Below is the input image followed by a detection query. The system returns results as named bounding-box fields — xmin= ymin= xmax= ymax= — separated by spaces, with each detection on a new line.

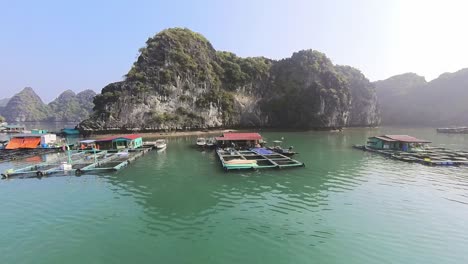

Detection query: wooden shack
xmin=367 ymin=135 xmax=431 ymax=152
xmin=215 ymin=133 xmax=263 ymax=149
xmin=95 ymin=134 xmax=143 ymax=150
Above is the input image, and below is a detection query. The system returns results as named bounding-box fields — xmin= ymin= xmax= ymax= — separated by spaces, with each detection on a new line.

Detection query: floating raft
xmin=353 ymin=145 xmax=468 ymax=166
xmin=1 ymin=148 xmax=152 ymax=179
xmin=216 ymin=148 xmax=305 ymax=171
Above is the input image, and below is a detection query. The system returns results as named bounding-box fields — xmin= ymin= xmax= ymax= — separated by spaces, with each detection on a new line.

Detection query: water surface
xmin=1 ymin=127 xmax=468 ymax=263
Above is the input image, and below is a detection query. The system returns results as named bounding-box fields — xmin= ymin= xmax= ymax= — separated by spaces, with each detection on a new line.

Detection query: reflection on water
xmin=1 ymin=128 xmax=468 ymax=263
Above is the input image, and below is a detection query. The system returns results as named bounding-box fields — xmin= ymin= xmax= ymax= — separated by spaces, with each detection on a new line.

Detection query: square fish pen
xmin=216 ymin=148 xmax=305 ymax=171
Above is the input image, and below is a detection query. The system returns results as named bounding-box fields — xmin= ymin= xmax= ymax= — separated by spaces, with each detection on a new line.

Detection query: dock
xmin=1 ymin=148 xmax=152 ymax=179
xmin=216 ymin=148 xmax=305 ymax=171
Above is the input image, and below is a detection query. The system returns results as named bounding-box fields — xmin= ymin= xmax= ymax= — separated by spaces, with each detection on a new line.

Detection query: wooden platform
xmin=1 ymin=148 xmax=152 ymax=179
xmin=353 ymin=145 xmax=468 ymax=166
xmin=216 ymin=148 xmax=305 ymax=171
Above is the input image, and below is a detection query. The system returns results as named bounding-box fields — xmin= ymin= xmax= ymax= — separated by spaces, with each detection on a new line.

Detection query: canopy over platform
xmin=372 ymin=135 xmax=431 ymax=143
xmin=215 ymin=133 xmax=262 ymax=141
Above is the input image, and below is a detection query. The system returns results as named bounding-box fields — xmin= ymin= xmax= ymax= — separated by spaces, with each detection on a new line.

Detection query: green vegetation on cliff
xmin=336 ymin=65 xmax=380 ymax=126
xmin=3 ymin=87 xmax=50 ymax=122
xmin=81 ymin=27 xmax=380 ymax=131
xmin=262 ymin=50 xmax=350 ymax=128
xmin=2 ymin=88 xmax=96 ymax=122
xmin=49 ymin=89 xmax=96 ymax=121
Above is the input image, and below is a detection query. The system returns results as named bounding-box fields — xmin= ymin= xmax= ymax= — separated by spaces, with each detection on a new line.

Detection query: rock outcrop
xmin=375 ymin=70 xmax=468 ymax=126
xmin=1 ymin=88 xmax=96 ymax=122
xmin=79 ymin=28 xmax=380 ymax=132
xmin=48 ymin=89 xmax=96 ymax=121
xmin=2 ymin=87 xmax=50 ymax=122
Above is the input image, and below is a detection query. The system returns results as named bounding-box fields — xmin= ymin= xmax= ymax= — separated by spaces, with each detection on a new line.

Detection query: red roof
xmin=96 ymin=134 xmax=141 ymax=142
xmin=373 ymin=135 xmax=431 ymax=143
xmin=215 ymin=132 xmax=262 ymax=141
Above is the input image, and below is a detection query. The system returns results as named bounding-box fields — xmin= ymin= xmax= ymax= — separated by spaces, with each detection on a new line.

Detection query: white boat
xmin=205 ymin=137 xmax=216 ymax=148
xmin=155 ymin=139 xmax=167 ymax=150
xmin=196 ymin=137 xmax=206 ymax=147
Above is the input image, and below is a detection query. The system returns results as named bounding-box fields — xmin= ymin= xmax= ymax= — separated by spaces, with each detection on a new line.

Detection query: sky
xmin=1 ymin=0 xmax=467 ymax=102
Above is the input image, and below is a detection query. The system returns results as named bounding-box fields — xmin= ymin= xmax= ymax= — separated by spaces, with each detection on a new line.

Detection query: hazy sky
xmin=1 ymin=0 xmax=467 ymax=102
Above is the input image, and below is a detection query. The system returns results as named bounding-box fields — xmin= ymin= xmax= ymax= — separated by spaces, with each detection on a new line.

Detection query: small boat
xmin=155 ymin=139 xmax=167 ymax=150
xmin=267 ymin=140 xmax=297 ymax=157
xmin=205 ymin=138 xmax=216 ymax=149
xmin=196 ymin=137 xmax=206 ymax=148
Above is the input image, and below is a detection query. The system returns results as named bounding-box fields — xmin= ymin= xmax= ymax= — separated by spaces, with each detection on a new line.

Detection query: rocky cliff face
xmin=375 ymin=70 xmax=468 ymax=126
xmin=80 ymin=28 xmax=380 ymax=132
xmin=336 ymin=66 xmax=380 ymax=126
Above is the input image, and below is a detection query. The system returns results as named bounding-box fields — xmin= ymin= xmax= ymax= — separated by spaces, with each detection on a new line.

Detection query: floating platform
xmin=0 ymin=148 xmax=63 ymax=163
xmin=353 ymin=145 xmax=468 ymax=166
xmin=1 ymin=148 xmax=152 ymax=179
xmin=216 ymin=148 xmax=305 ymax=171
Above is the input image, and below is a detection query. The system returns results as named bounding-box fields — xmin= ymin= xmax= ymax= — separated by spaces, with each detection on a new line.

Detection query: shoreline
xmin=90 ymin=129 xmax=239 ymax=140
xmin=89 ymin=126 xmax=381 ymax=140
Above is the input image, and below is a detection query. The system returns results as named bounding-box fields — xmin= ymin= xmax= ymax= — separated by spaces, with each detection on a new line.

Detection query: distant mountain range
xmin=0 ymin=87 xmax=97 ymax=122
xmin=374 ymin=69 xmax=468 ymax=126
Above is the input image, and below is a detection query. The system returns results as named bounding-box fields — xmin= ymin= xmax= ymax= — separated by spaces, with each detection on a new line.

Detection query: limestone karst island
xmin=2 ymin=1 xmax=468 ymax=263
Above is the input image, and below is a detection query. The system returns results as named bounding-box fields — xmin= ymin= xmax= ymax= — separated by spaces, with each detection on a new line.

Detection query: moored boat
xmin=205 ymin=138 xmax=216 ymax=149
xmin=196 ymin=137 xmax=206 ymax=148
xmin=266 ymin=140 xmax=297 ymax=157
xmin=155 ymin=139 xmax=167 ymax=150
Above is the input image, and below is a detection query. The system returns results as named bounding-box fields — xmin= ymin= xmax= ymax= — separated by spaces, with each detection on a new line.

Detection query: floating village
xmin=2 ymin=121 xmax=468 ymax=179
xmin=0 ymin=122 xmax=306 ymax=179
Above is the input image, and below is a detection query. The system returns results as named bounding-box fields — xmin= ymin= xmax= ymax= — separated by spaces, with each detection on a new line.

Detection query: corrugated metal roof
xmin=215 ymin=133 xmax=262 ymax=141
xmin=96 ymin=134 xmax=141 ymax=142
xmin=371 ymin=135 xmax=431 ymax=143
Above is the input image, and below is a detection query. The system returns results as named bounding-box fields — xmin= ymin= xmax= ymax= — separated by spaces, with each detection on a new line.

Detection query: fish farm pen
xmin=1 ymin=148 xmax=152 ymax=179
xmin=216 ymin=148 xmax=305 ymax=171
xmin=353 ymin=145 xmax=468 ymax=166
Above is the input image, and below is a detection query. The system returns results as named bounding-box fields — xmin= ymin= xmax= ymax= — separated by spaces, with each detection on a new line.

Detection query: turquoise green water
xmin=1 ymin=127 xmax=468 ymax=264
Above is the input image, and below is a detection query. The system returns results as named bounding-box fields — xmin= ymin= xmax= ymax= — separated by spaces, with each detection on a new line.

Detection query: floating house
xmin=95 ymin=134 xmax=143 ymax=150
xmin=5 ymin=134 xmax=57 ymax=149
xmin=366 ymin=135 xmax=431 ymax=152
xmin=215 ymin=133 xmax=263 ymax=149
